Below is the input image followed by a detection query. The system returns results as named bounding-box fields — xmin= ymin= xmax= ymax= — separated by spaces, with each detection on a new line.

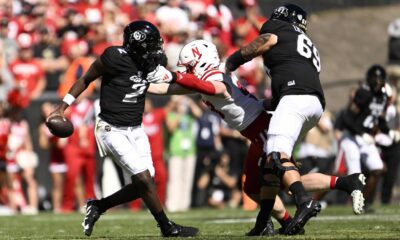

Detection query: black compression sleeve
xmin=225 ymin=50 xmax=248 ymax=72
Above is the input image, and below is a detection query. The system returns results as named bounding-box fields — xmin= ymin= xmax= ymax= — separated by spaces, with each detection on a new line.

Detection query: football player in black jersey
xmin=225 ymin=3 xmax=325 ymax=235
xmin=336 ymin=65 xmax=394 ymax=212
xmin=46 ymin=20 xmax=198 ymax=238
xmin=334 ymin=65 xmax=387 ymax=213
xmin=373 ymin=65 xmax=400 ymax=205
xmin=148 ymin=39 xmax=365 ymax=236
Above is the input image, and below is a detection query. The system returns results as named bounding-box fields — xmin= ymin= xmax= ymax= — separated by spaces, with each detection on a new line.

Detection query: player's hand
xmin=362 ymin=133 xmax=375 ymax=145
xmin=147 ymin=65 xmax=175 ymax=84
xmin=46 ymin=106 xmax=65 ymax=123
xmin=389 ymin=130 xmax=400 ymax=143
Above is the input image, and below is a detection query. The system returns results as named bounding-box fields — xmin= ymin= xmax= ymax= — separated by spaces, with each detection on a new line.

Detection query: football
xmin=46 ymin=115 xmax=74 ymax=138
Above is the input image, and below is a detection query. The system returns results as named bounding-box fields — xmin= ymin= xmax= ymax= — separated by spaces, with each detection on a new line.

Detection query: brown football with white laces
xmin=46 ymin=115 xmax=74 ymax=138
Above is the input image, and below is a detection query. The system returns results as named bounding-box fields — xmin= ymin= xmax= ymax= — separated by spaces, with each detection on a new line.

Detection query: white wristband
xmin=63 ymin=93 xmax=76 ymax=106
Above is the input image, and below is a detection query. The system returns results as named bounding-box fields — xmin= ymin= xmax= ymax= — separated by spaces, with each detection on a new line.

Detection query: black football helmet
xmin=123 ymin=20 xmax=164 ymax=72
xmin=366 ymin=64 xmax=386 ymax=94
xmin=270 ymin=3 xmax=307 ymax=32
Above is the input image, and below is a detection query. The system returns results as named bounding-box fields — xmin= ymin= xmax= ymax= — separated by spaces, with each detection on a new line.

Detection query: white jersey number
xmin=297 ymin=34 xmax=321 ymax=72
xmin=123 ymin=83 xmax=147 ymax=103
xmin=362 ymin=115 xmax=375 ymax=130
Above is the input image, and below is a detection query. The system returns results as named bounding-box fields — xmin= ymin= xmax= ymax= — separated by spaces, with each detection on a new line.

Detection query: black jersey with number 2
xmin=99 ymin=46 xmax=149 ymax=126
xmin=260 ymin=19 xmax=325 ymax=108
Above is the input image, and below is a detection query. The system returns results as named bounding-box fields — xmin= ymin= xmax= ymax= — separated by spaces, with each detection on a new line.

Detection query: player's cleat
xmin=278 ymin=220 xmax=305 ymax=235
xmin=82 ymin=200 xmax=102 ymax=236
xmin=348 ymin=173 xmax=366 ymax=215
xmin=246 ymin=216 xmax=276 ymax=236
xmin=159 ymin=221 xmax=199 ymax=237
xmin=279 ymin=226 xmax=305 ymax=235
xmin=283 ymin=199 xmax=321 ymax=235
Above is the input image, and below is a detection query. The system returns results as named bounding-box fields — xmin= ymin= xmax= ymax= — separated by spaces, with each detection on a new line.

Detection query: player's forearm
xmin=226 ymin=33 xmax=275 ymax=72
xmin=67 ymin=78 xmax=89 ymax=99
xmin=148 ymin=83 xmax=169 ymax=94
xmin=175 ymin=73 xmax=217 ymax=95
xmin=60 ymin=59 xmax=102 ymax=112
xmin=148 ymin=82 xmax=193 ymax=95
xmin=241 ymin=33 xmax=273 ymax=59
xmin=70 ymin=61 xmax=101 ymax=97
xmin=54 ymin=79 xmax=91 ymax=113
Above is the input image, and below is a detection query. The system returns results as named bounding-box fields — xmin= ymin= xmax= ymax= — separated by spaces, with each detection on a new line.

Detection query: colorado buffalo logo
xmin=131 ymin=30 xmax=146 ymax=42
xmin=274 ymin=6 xmax=289 ymax=17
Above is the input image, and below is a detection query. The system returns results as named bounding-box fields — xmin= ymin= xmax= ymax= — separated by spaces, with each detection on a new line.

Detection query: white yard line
xmin=206 ymin=215 xmax=400 ymax=224
xmin=30 ymin=213 xmax=400 ymax=223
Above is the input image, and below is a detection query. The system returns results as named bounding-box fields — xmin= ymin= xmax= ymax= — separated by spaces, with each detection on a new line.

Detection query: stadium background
xmin=1 ymin=0 xmax=400 ymax=212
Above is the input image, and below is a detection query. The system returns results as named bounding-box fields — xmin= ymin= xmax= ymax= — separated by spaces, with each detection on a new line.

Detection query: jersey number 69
xmin=297 ymin=34 xmax=321 ymax=72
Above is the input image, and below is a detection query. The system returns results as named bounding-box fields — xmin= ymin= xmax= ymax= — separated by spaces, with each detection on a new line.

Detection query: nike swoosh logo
xmin=306 ymin=201 xmax=313 ymax=208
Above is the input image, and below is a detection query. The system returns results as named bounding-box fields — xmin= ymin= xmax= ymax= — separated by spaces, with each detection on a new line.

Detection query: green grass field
xmin=0 ymin=205 xmax=399 ymax=239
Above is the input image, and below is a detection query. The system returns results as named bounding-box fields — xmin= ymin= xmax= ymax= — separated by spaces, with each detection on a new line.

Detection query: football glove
xmin=389 ymin=130 xmax=400 ymax=143
xmin=362 ymin=133 xmax=375 ymax=145
xmin=147 ymin=65 xmax=176 ymax=84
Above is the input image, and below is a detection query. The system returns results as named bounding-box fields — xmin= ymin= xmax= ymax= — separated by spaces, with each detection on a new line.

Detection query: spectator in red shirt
xmin=9 ymin=33 xmax=45 ymax=102
xmin=136 ymin=1 xmax=158 ymax=25
xmin=87 ymin=25 xmax=112 ymax=57
xmin=204 ymin=0 xmax=233 ymax=48
xmin=233 ymin=0 xmax=266 ymax=46
xmin=77 ymin=0 xmax=103 ymax=25
xmin=155 ymin=0 xmax=190 ymax=41
xmin=231 ymin=0 xmax=268 ymax=98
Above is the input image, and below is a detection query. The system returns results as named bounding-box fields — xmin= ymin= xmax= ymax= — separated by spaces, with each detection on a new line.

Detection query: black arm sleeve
xmin=225 ymin=50 xmax=248 ymax=72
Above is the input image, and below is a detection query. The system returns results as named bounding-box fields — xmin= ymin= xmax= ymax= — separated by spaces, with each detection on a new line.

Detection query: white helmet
xmin=178 ymin=40 xmax=220 ymax=78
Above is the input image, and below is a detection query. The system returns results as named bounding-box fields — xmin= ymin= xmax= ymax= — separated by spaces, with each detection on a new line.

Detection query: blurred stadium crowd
xmin=0 ymin=0 xmax=399 ymax=215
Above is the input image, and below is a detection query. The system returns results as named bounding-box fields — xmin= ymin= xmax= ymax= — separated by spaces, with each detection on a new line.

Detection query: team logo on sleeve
xmin=131 ymin=31 xmax=146 ymax=42
xmin=129 ymin=71 xmax=143 ymax=83
xmin=274 ymin=6 xmax=289 ymax=17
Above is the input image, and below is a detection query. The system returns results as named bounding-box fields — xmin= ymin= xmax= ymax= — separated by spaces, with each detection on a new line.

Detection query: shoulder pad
xmin=259 ymin=19 xmax=286 ymax=34
xmin=100 ymin=46 xmax=133 ymax=73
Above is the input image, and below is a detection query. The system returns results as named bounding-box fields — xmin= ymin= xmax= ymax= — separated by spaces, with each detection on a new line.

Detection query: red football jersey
xmin=142 ymin=108 xmax=166 ymax=160
xmin=9 ymin=59 xmax=44 ymax=96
